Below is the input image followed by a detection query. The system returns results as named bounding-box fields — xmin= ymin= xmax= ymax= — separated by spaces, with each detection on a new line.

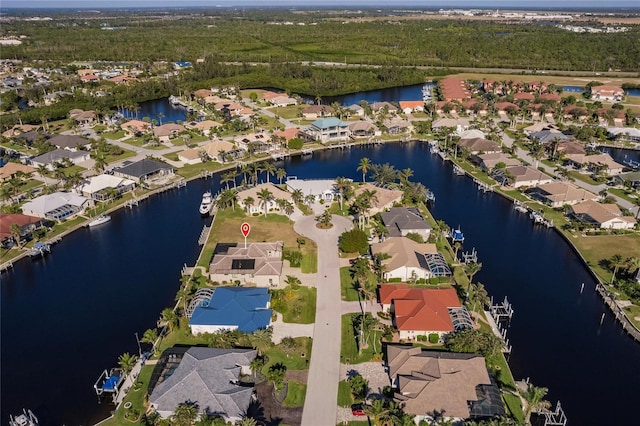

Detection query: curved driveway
xmin=294 ymin=213 xmax=353 ymax=426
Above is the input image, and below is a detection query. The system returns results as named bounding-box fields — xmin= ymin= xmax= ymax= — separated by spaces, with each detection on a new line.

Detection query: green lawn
xmin=277 ymin=286 xmax=317 ymax=324
xmin=264 ymin=337 xmax=312 ymax=371
xmin=503 ymin=393 xmax=525 ymax=424
xmin=337 ymin=380 xmax=354 ymax=407
xmin=567 ymin=170 xmax=601 ymax=186
xmin=340 ymin=267 xmax=361 ymax=301
xmin=301 ymin=245 xmax=317 ymax=273
xmin=569 ymin=234 xmax=640 ymax=282
xmin=101 ymin=130 xmax=126 ymax=140
xmin=608 ymin=187 xmax=638 ymax=204
xmin=283 ymin=381 xmax=307 ymax=407
xmin=340 ymin=314 xmax=383 ymax=364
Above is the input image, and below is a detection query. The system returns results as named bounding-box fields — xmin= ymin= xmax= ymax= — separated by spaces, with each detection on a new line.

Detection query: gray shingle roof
xmin=150 ymin=347 xmax=257 ymax=420
xmin=380 ymin=207 xmax=431 ymax=237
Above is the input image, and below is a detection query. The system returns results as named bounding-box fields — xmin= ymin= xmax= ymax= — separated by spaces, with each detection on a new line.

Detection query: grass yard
xmin=340 ymin=267 xmax=361 ymax=301
xmin=340 ymin=314 xmax=383 ymax=364
xmin=273 ymin=286 xmax=317 ymax=324
xmin=101 ymin=130 xmax=126 ymax=140
xmin=204 ymin=206 xmax=317 ymax=270
xmin=264 ymin=337 xmax=312 ymax=371
xmin=337 ymin=380 xmax=354 ymax=407
xmin=283 ymin=381 xmax=307 ymax=407
xmin=569 ymin=234 xmax=640 ymax=282
xmin=503 ymin=393 xmax=525 ymax=424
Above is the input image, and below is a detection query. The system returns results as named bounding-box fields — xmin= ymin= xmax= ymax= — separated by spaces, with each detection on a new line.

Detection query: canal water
xmin=121 ymin=97 xmax=189 ymax=124
xmin=3 ymin=142 xmax=640 ymax=425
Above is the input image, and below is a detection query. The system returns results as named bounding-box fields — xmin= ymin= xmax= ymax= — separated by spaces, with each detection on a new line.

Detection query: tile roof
xmin=371 ymin=237 xmax=437 ymax=276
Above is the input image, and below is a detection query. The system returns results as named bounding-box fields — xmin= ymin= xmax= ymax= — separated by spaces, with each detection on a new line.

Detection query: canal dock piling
xmin=541 ymin=401 xmax=568 ymax=426
xmin=462 ymin=247 xmax=478 ymax=264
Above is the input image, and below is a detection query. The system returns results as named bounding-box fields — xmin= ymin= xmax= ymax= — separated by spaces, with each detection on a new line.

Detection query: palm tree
xmin=316 ymin=210 xmax=332 ymax=228
xmin=334 ymin=177 xmax=352 ymax=211
xmin=236 ymin=417 xmax=257 ymax=426
xmin=529 ymin=142 xmax=545 ymax=169
xmin=160 ymin=308 xmax=179 ymax=332
xmin=244 ymin=196 xmax=255 ymax=213
xmin=263 ymin=162 xmax=276 ymax=183
xmin=248 ymin=328 xmax=273 ymax=356
xmin=175 ymin=286 xmax=192 ymax=314
xmin=609 ymin=254 xmax=624 ymax=284
xmin=626 ymin=257 xmax=640 ymax=278
xmin=37 ymin=164 xmax=49 ymax=186
xmin=453 ymin=241 xmax=462 ymax=261
xmin=276 ymin=168 xmax=287 ymax=185
xmin=141 ymin=328 xmax=159 ymax=354
xmin=240 ymin=163 xmax=251 ymax=186
xmin=172 ymin=401 xmax=199 ymax=426
xmin=117 ymin=352 xmax=138 ymax=375
xmin=465 ymin=262 xmax=483 ymax=293
xmin=10 ymin=223 xmax=24 ymax=249
xmin=249 ymin=357 xmax=265 ymax=381
xmin=257 ymin=188 xmax=274 ymax=216
xmin=520 ymin=383 xmax=551 ymax=424
xmin=291 ymin=189 xmax=304 ymax=204
xmin=93 ymin=155 xmax=107 ymax=173
xmin=283 ymin=201 xmax=294 ymax=216
xmin=222 ymin=170 xmax=237 ymax=190
xmin=157 ymin=112 xmax=164 ymax=126
xmin=357 ymin=157 xmax=371 ymax=183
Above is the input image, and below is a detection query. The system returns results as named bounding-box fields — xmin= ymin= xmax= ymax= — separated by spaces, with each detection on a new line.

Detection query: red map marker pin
xmin=241 ymin=222 xmax=251 ymax=238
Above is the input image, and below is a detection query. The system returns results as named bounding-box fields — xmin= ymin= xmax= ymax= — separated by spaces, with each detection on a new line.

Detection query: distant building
xmin=76 ymin=174 xmax=136 ymax=201
xmin=570 ymin=200 xmax=636 ymax=229
xmin=590 ymin=85 xmax=624 ymax=102
xmin=22 ymin=192 xmax=89 ymax=220
xmin=286 ymin=177 xmax=336 ymax=202
xmin=0 ymin=213 xmax=45 ymax=246
xmin=371 ymin=238 xmax=443 ymax=282
xmin=0 ymin=162 xmax=35 ymax=182
xmin=302 ymin=117 xmax=349 ymax=143
xmin=30 ymin=149 xmax=90 ymax=171
xmin=492 ymin=165 xmax=554 ymax=188
xmin=527 ymin=182 xmax=597 ymax=207
xmin=380 ymin=207 xmax=431 ymax=240
xmin=237 ymin=183 xmax=292 ymax=216
xmin=114 ymin=158 xmax=174 ymax=182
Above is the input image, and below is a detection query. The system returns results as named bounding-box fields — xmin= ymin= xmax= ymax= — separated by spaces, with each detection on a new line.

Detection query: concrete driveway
xmin=294 ymin=213 xmax=353 ymax=426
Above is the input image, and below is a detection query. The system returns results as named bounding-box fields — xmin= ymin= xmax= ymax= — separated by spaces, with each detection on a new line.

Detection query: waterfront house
xmin=22 ymin=192 xmax=89 ymax=220
xmin=380 ymin=207 xmax=431 ymax=240
xmin=153 ymin=123 xmax=185 ymax=143
xmin=399 ymin=101 xmax=425 ymax=114
xmin=458 ymin=129 xmax=486 ymax=140
xmin=385 ymin=345 xmax=505 ymax=423
xmin=472 ymin=153 xmax=521 ymax=172
xmin=382 ymin=118 xmax=413 ymax=135
xmin=177 ymin=148 xmax=203 ymax=165
xmin=148 ymin=347 xmax=257 ymax=422
xmin=590 ymin=85 xmax=624 ymax=102
xmin=76 ymin=174 xmax=136 ymax=201
xmin=209 ymin=242 xmax=283 ymax=287
xmin=564 ymin=153 xmax=624 ymax=176
xmin=30 ymin=149 xmax=91 ymax=171
xmin=201 ymin=140 xmax=237 ymax=162
xmin=528 ymin=129 xmax=569 ymax=145
xmin=431 ymin=118 xmax=470 ymax=132
xmin=285 ymin=177 xmax=337 ymax=203
xmin=274 ymin=127 xmax=301 ymax=143
xmin=2 ymin=124 xmax=40 ymax=138
xmin=613 ymin=171 xmax=640 ymax=188
xmin=554 ymin=140 xmax=586 ymax=155
xmin=0 ymin=213 xmax=45 ymax=247
xmin=302 ymin=117 xmax=349 ymax=143
xmin=347 ymin=104 xmax=365 ymax=118
xmin=371 ymin=237 xmax=443 ymax=282
xmin=353 ymin=183 xmax=403 ymax=216
xmin=492 ymin=165 xmax=554 ymax=188
xmin=457 ymin=138 xmax=501 ymax=155
xmin=237 ymin=183 xmax=292 ymax=215
xmin=0 ymin=162 xmax=35 ymax=182
xmin=527 ymin=182 xmax=597 ymax=207
xmin=523 ymin=122 xmax=559 ymax=136
xmin=606 ymin=127 xmax=640 ymax=143
xmin=570 ymin=200 xmax=636 ymax=229
xmin=189 ymin=287 xmax=272 ymax=334
xmin=262 ymin=91 xmax=297 ymax=107
xmin=379 ymin=286 xmax=468 ymax=340
xmin=302 ymin=105 xmax=334 ymax=120
xmin=439 ymin=78 xmax=472 ymax=101
xmin=371 ymin=101 xmax=398 ymax=115
xmin=348 ymin=121 xmax=378 ymax=138
xmin=114 ymin=158 xmax=174 ymax=183
xmin=187 ymin=120 xmax=222 ymax=136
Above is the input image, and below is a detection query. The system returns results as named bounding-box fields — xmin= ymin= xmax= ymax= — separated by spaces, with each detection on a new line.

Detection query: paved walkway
xmin=294 ymin=213 xmax=353 ymax=426
xmin=271 ymin=312 xmax=315 ymax=344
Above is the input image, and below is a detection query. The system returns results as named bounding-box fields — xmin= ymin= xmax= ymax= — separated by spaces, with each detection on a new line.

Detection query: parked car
xmin=351 ymin=404 xmax=366 ymax=416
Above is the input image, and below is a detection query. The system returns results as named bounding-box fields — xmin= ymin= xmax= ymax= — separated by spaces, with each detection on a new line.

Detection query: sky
xmin=1 ymin=1 xmax=639 ymax=9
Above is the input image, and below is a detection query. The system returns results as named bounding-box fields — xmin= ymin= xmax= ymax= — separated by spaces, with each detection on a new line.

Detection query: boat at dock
xmin=199 ymin=191 xmax=214 ymax=216
xmin=426 ymin=190 xmax=436 ymax=202
xmin=9 ymin=409 xmax=38 ymax=426
xmin=450 ymin=226 xmax=465 ymax=243
xmin=28 ymin=242 xmax=50 ymax=258
xmin=88 ymin=215 xmax=111 ymax=227
xmin=94 ymin=368 xmax=124 ymax=404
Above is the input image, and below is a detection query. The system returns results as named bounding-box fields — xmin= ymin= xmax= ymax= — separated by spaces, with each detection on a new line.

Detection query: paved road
xmin=294 ymin=213 xmax=353 ymax=426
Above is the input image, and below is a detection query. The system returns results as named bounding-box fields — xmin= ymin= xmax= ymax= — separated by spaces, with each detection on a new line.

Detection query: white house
xmin=237 ymin=183 xmax=292 ymax=215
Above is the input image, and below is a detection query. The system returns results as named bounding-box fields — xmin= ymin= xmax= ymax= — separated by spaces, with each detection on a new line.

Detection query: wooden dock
xmin=596 ymin=283 xmax=640 ymax=342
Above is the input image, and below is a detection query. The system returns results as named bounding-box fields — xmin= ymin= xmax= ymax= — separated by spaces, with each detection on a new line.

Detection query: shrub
xmin=428 ymin=333 xmax=439 ymax=344
xmin=338 ymin=228 xmax=369 ymax=254
xmin=405 ymin=232 xmax=424 ymax=243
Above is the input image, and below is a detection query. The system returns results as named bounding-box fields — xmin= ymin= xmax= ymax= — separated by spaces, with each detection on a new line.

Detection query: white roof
xmin=458 ymin=129 xmax=486 ymax=139
xmin=22 ymin=192 xmax=88 ymax=214
xmin=286 ymin=177 xmax=336 ymax=196
xmin=607 ymin=127 xmax=640 ymax=137
xmin=79 ymin=174 xmax=135 ymax=194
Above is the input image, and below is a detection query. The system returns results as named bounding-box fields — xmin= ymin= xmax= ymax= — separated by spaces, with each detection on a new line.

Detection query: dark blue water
xmin=3 ymin=143 xmax=640 ymax=426
xmin=562 ymin=85 xmax=584 ymax=93
xmin=1 ymin=178 xmax=222 ymax=425
xmin=626 ymin=88 xmax=640 ymax=97
xmin=121 ymin=98 xmax=188 ymax=124
xmin=305 ymin=82 xmax=433 ymax=105
xmin=600 ymin=147 xmax=640 ymax=165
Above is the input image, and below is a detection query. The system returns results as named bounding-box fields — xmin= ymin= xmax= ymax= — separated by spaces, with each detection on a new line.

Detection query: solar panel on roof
xmin=231 ymin=259 xmax=255 ymax=270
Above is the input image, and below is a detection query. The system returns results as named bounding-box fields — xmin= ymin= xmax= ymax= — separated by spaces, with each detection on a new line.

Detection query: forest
xmin=1 ymin=9 xmax=639 ymax=72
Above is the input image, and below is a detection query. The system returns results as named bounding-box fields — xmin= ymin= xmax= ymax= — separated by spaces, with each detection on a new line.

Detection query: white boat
xmin=28 ymin=242 xmax=50 ymax=258
xmin=88 ymin=215 xmax=111 ymax=227
xmin=530 ymin=211 xmax=545 ymax=224
xmin=199 ymin=191 xmax=214 ymax=216
xmin=450 ymin=227 xmax=465 ymax=243
xmin=10 ymin=409 xmax=38 ymax=426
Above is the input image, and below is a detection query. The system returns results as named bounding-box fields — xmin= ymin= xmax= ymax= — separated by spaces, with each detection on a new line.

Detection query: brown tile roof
xmin=513 ymin=92 xmax=535 ymax=101
xmin=0 ymin=213 xmax=43 ymax=239
xmin=458 ymin=138 xmax=501 ymax=153
xmin=0 ymin=162 xmax=36 ymax=180
xmin=371 ymin=237 xmax=437 ymax=275
xmin=353 ymin=183 xmax=403 ymax=211
xmin=439 ymin=78 xmax=471 ymax=101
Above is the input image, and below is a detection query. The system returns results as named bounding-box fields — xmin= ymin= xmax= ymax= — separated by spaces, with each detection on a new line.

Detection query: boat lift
xmin=94 ymin=368 xmax=124 ymax=404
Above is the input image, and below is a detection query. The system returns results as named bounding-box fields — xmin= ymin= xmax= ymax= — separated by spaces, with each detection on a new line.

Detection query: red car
xmin=351 ymin=404 xmax=366 ymax=416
